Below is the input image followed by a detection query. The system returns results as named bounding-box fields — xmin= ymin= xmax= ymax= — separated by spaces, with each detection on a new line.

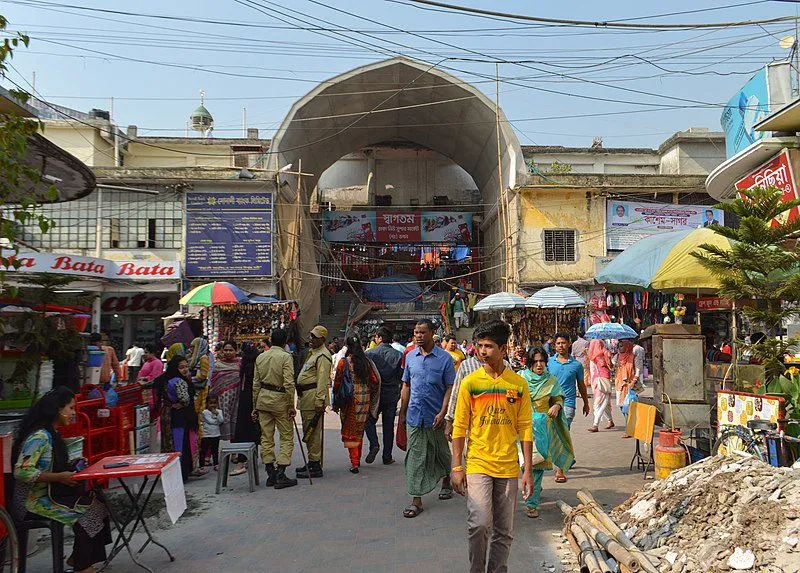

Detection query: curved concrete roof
xmin=268 ymin=57 xmax=526 ymax=201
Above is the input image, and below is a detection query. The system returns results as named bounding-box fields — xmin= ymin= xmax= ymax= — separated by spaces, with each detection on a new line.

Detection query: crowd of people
xmin=10 ymin=317 xmax=648 ymax=573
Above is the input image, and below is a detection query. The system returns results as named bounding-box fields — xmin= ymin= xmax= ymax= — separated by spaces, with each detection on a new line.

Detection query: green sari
xmin=520 ymin=369 xmax=575 ymax=472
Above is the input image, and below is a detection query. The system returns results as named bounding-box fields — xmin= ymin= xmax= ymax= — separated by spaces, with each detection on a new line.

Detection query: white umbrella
xmin=472 ymin=292 xmax=527 ymax=312
xmin=525 ymin=286 xmax=586 ymax=331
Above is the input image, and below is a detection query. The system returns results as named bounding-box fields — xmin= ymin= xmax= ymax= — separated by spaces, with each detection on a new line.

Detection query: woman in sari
xmin=331 ymin=336 xmax=380 ymax=473
xmin=209 ymin=340 xmax=240 ymax=441
xmin=162 ymin=356 xmax=199 ymax=481
xmin=518 ymin=347 xmax=574 ymax=518
xmin=613 ymin=340 xmax=637 ymax=438
xmin=587 ymin=339 xmax=614 ymax=433
xmin=187 ymin=337 xmax=212 ymax=474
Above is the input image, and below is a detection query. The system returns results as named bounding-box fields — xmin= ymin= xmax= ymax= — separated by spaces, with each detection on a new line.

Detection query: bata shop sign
xmin=5 ymin=252 xmax=181 ymax=280
xmin=735 ymin=148 xmax=800 ymax=227
xmin=101 ymin=293 xmax=178 ymax=313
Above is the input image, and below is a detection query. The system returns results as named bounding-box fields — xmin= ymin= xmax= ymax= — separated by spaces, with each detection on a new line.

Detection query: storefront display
xmin=100 ymin=293 xmax=179 ymax=357
xmin=202 ymin=301 xmax=299 ymax=348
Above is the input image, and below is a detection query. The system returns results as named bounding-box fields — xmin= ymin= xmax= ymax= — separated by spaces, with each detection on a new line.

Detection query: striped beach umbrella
xmin=179 ymin=282 xmax=249 ymax=306
xmin=525 ymin=286 xmax=586 ymax=331
xmin=472 ymin=292 xmax=527 ymax=312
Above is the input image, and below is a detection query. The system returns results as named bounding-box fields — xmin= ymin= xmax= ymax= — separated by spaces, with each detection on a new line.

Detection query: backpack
xmin=332 ymin=361 xmax=354 ymax=409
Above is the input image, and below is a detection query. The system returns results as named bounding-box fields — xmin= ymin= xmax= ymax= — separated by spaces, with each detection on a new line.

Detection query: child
xmin=200 ymin=394 xmax=224 ymax=470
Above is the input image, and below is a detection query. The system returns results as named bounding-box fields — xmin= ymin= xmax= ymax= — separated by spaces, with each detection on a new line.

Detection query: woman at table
xmin=587 ymin=339 xmax=614 ymax=433
xmin=162 ymin=355 xmax=200 ymax=481
xmin=12 ymin=387 xmax=111 ymax=573
xmin=209 ymin=340 xmax=240 ymax=442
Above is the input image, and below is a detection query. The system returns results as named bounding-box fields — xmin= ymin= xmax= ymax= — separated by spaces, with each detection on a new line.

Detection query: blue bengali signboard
xmin=185 ymin=192 xmax=273 ymax=277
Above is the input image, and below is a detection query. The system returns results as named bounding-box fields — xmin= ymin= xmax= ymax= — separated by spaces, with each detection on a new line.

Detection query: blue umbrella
xmin=584 ymin=322 xmax=638 ymax=340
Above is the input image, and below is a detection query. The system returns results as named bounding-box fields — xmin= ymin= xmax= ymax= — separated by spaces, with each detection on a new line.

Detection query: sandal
xmin=554 ymin=473 xmax=568 ymax=483
xmin=622 ymin=434 xmax=632 ymax=439
xmin=439 ymin=487 xmax=453 ymax=500
xmin=605 ymin=422 xmax=616 ymax=430
xmin=587 ymin=426 xmax=599 ymax=433
xmin=525 ymin=507 xmax=539 ymax=518
xmin=403 ymin=504 xmax=424 ymax=518
xmin=230 ymin=463 xmax=248 ymax=476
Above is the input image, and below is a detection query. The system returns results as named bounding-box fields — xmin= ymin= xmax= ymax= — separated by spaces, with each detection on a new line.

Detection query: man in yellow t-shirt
xmin=444 ymin=334 xmax=466 ymax=372
xmin=451 ymin=320 xmax=533 ymax=573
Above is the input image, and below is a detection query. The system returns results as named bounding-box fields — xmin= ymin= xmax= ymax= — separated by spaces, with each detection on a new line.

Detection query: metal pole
xmin=292 ymin=417 xmax=313 ymax=485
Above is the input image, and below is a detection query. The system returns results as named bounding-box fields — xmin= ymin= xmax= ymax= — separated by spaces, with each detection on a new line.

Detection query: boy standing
xmin=451 ymin=320 xmax=534 ymax=573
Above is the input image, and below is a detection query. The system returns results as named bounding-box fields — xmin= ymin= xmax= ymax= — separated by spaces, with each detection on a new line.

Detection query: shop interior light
xmin=53 ymin=289 xmax=84 ymax=294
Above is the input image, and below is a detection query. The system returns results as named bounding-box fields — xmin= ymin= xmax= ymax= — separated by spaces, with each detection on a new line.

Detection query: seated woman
xmin=12 ymin=386 xmax=111 ymax=573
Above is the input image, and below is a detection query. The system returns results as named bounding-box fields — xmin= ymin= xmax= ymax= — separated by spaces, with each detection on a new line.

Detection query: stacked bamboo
xmin=559 ymin=489 xmax=660 ymax=573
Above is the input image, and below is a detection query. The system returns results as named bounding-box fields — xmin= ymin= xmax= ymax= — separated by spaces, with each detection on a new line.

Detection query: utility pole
xmin=495 ymin=63 xmax=513 ymax=293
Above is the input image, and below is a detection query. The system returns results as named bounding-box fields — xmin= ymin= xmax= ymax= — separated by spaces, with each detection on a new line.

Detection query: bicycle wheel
xmin=0 ymin=506 xmax=19 ymax=573
xmin=712 ymin=426 xmax=766 ymax=461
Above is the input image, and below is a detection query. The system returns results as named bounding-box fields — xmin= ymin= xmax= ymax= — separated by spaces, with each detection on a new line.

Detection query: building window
xmin=231 ymin=145 xmax=264 ymax=169
xmin=543 ymin=229 xmax=577 ymax=262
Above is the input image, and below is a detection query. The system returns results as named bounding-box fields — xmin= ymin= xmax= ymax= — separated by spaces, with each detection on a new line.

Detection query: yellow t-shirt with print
xmin=452 ymin=366 xmax=533 ymax=478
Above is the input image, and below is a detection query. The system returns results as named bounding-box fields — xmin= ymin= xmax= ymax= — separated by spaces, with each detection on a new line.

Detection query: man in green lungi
xmin=399 ymin=318 xmax=456 ymax=518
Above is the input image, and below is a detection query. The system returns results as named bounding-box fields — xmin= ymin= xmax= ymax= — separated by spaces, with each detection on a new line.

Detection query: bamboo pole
xmin=563 ymin=528 xmax=591 ymax=573
xmin=577 ymin=490 xmax=660 ymax=573
xmin=567 ymin=523 xmax=604 ymax=573
xmin=557 ymin=501 xmax=642 ymax=573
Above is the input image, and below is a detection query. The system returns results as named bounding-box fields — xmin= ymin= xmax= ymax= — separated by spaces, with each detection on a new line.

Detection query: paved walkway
xmin=28 ymin=401 xmax=648 ymax=572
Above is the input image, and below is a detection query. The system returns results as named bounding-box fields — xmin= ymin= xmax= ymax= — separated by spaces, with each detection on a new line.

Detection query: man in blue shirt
xmin=547 ymin=332 xmax=589 ymax=482
xmin=399 ymin=318 xmax=456 ymax=518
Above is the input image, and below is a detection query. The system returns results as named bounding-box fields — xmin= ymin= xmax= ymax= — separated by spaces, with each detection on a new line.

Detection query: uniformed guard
xmin=252 ymin=328 xmax=298 ymax=489
xmin=295 ymin=325 xmax=332 ymax=479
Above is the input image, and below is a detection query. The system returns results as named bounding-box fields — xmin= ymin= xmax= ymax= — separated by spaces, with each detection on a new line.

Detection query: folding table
xmin=73 ymin=453 xmax=180 ymax=572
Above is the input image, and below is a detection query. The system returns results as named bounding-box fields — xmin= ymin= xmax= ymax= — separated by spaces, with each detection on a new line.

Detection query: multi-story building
xmin=28 ymin=57 xmax=727 ymax=346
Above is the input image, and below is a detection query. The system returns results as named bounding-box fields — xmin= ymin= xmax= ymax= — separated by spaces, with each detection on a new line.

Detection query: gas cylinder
xmin=654 ymin=430 xmax=687 ymax=480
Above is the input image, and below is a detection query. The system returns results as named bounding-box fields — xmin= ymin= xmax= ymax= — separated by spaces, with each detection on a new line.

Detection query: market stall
xmin=182 ymin=279 xmax=301 ymax=349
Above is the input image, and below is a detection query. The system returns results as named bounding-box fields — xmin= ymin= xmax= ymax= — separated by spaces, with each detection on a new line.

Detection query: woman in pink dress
xmin=587 ymin=339 xmax=614 ymax=433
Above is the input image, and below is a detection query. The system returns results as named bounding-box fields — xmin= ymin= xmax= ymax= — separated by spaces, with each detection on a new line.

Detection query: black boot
xmin=274 ymin=465 xmax=298 ymax=489
xmin=296 ymin=461 xmax=323 ymax=478
xmin=265 ymin=463 xmax=277 ymax=487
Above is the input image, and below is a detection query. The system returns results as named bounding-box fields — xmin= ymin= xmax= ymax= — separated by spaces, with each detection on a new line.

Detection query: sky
xmin=1 ymin=0 xmax=799 ymax=149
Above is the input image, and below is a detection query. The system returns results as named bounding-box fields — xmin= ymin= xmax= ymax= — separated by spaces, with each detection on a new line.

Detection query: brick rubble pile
xmin=612 ymin=455 xmax=800 ymax=573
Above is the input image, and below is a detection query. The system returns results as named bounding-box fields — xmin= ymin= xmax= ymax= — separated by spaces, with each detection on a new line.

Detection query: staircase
xmin=318 ymin=291 xmax=356 ymax=339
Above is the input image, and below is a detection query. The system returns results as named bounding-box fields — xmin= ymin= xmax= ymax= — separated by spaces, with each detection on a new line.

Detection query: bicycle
xmin=0 ymin=504 xmax=20 ymax=573
xmin=713 ymin=418 xmax=800 ymax=466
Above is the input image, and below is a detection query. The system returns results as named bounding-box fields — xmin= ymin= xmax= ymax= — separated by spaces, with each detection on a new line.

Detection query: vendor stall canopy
xmin=595 ymin=228 xmax=732 ymax=293
xmin=473 ymin=292 xmax=527 ymax=311
xmin=525 ymin=286 xmax=586 ymax=309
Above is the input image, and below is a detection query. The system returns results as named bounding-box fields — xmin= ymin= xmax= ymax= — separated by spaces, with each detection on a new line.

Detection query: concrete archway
xmin=268 ymin=58 xmax=525 ymax=329
xmin=269 ymin=57 xmax=525 ymax=200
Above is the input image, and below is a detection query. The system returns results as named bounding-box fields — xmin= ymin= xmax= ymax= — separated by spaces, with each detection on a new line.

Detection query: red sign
xmin=375 ymin=211 xmax=421 ymax=242
xmin=4 ymin=252 xmax=181 ymax=280
xmin=735 ymin=149 xmax=799 ymax=227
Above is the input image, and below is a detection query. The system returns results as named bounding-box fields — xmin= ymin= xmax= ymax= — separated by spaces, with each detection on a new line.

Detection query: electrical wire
xmin=396 ymin=0 xmax=798 ymax=29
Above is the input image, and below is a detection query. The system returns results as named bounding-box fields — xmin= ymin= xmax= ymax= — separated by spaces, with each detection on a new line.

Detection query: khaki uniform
xmin=253 ymin=346 xmax=296 ymax=466
xmin=296 ymin=346 xmax=332 ymax=462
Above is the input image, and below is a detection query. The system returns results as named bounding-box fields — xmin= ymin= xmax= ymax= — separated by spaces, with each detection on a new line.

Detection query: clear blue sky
xmin=2 ymin=0 xmax=797 ymax=148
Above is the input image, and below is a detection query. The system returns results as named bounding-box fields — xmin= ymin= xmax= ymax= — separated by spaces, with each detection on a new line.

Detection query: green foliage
xmin=692 ymin=186 xmax=800 ymax=382
xmin=0 ymin=14 xmax=54 ymax=277
xmin=7 ymin=275 xmax=83 ymax=393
